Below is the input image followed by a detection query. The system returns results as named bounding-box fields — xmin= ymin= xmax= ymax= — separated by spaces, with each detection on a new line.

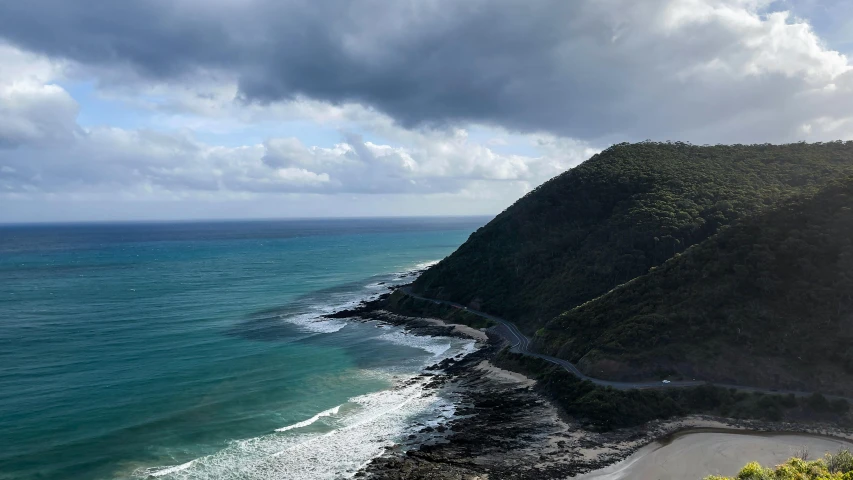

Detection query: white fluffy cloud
xmin=0 ymin=44 xmax=79 ymax=148
xmin=1 ymin=125 xmax=593 ymax=197
xmin=548 ymin=0 xmax=853 ymax=143
xmin=0 ymin=42 xmax=595 ymax=202
xmin=39 ymin=0 xmax=853 ymax=144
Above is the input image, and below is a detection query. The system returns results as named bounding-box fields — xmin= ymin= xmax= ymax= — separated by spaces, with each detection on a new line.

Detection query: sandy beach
xmin=576 ymin=430 xmax=853 ymax=480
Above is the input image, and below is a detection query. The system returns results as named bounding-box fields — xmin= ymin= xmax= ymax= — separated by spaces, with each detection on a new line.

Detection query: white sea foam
xmin=137 ymin=333 xmax=478 ymax=480
xmin=413 ymin=260 xmax=439 ymax=270
xmin=389 ymin=259 xmax=439 ymax=281
xmin=454 ymin=338 xmax=478 ymax=359
xmin=278 ymin=259 xmax=441 ymax=336
xmin=275 ymin=405 xmax=342 ymax=432
xmin=135 ymin=372 xmax=458 ymax=480
xmin=378 ymin=331 xmax=451 ymax=357
xmin=322 ymin=296 xmax=366 ymax=314
xmin=136 ymin=260 xmax=475 ymax=479
xmin=142 ymin=460 xmax=196 ymax=477
xmin=279 ymin=313 xmax=347 ymax=334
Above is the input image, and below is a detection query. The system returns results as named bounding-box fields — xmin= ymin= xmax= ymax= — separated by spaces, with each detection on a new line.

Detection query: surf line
xmin=270 ymin=381 xmax=431 ymax=458
xmin=275 ymin=405 xmax=343 ymax=432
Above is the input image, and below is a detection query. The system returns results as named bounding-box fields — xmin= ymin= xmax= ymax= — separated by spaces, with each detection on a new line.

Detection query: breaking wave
xmin=275 ymin=405 xmax=342 ymax=432
xmin=134 ymin=370 xmax=461 ymax=480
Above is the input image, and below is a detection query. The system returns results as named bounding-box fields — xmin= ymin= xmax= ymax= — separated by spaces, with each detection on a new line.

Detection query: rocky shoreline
xmin=328 ymin=293 xmax=853 ymax=480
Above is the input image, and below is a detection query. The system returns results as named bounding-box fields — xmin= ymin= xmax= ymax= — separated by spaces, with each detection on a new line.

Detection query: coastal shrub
xmin=826 ymin=450 xmax=853 ymax=474
xmin=809 ymin=393 xmax=831 ymax=412
xmin=832 ymin=399 xmax=851 ymax=414
xmin=704 ymin=451 xmax=853 ymax=480
xmin=781 ymin=394 xmax=798 ymax=409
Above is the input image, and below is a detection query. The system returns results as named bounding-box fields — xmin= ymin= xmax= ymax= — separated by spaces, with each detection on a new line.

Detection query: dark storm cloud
xmin=0 ymin=0 xmax=654 ymax=140
xmin=0 ymin=0 xmax=237 ymax=77
xmin=0 ymin=0 xmax=848 ymax=144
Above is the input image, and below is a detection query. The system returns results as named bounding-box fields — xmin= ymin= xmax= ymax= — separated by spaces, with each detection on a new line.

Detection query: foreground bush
xmin=705 ymin=450 xmax=853 ymax=479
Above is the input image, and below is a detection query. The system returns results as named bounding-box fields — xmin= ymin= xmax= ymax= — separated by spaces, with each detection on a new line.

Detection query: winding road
xmin=399 ymin=287 xmax=851 ymax=399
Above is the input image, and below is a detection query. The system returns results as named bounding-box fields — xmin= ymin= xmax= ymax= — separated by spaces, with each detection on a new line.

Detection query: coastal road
xmin=399 ymin=286 xmax=702 ymax=390
xmin=398 ymin=287 xmax=851 ymax=399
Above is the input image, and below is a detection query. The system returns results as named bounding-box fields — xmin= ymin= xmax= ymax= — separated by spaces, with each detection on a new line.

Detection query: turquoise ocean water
xmin=0 ymin=217 xmax=487 ymax=480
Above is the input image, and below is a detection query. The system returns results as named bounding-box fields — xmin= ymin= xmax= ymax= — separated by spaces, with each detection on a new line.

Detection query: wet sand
xmin=576 ymin=430 xmax=853 ymax=480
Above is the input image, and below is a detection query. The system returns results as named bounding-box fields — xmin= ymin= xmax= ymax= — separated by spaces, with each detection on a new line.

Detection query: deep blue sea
xmin=0 ymin=217 xmax=487 ymax=480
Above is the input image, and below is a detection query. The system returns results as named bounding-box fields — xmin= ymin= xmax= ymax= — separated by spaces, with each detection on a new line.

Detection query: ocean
xmin=0 ymin=217 xmax=488 ymax=480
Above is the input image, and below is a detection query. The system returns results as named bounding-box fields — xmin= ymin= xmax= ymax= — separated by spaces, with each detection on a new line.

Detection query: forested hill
xmin=413 ymin=141 xmax=853 ymax=333
xmin=536 ymin=178 xmax=853 ymax=396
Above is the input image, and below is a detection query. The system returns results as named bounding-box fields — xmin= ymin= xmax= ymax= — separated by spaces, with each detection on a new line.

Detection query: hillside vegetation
xmin=414 ymin=141 xmax=853 ymax=334
xmin=535 ymin=179 xmax=853 ymax=395
xmin=495 ymin=351 xmax=850 ymax=430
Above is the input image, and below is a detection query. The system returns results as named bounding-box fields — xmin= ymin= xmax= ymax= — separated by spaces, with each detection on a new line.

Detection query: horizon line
xmin=0 ymin=214 xmax=495 ymax=227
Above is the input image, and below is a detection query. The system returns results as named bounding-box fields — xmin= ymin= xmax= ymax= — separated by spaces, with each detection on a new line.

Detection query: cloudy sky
xmin=2 ymin=0 xmax=853 ymax=222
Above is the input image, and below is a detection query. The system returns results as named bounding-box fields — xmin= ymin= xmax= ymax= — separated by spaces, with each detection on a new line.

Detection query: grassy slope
xmin=536 ymin=179 xmax=853 ymax=395
xmin=414 ymin=141 xmax=853 ymax=335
